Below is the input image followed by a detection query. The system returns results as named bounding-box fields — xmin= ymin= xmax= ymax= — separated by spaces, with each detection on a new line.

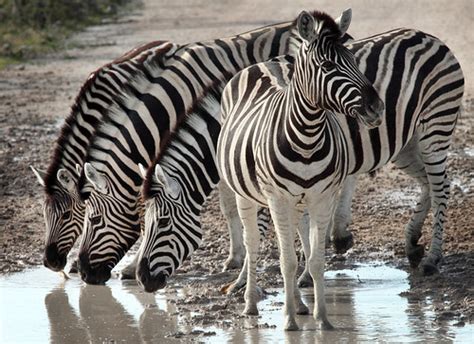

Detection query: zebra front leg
xmin=120 ymin=251 xmax=140 ymax=280
xmin=331 ymin=175 xmax=357 ymax=253
xmin=269 ymin=197 xmax=301 ymax=330
xmin=236 ymin=195 xmax=260 ymax=315
xmin=307 ymin=194 xmax=336 ymax=330
xmin=219 ymin=182 xmax=245 ymax=271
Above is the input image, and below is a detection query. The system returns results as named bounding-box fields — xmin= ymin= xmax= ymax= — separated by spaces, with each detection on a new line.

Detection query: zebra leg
xmin=218 ymin=182 xmax=245 ymax=271
xmin=297 ymin=211 xmax=313 ymax=288
xmin=268 ymin=197 xmax=301 ymax=331
xmin=331 ymin=175 xmax=357 ymax=253
xmin=236 ymin=195 xmax=260 ymax=316
xmin=307 ymin=193 xmax=336 ymax=330
xmin=120 ymin=252 xmax=140 ymax=280
xmin=393 ymin=143 xmax=431 ymax=269
xmin=418 ymin=144 xmax=450 ymax=275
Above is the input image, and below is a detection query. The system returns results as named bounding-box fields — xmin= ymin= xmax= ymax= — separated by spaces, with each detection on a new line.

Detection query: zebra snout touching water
xmin=217 ymin=9 xmax=383 ymax=330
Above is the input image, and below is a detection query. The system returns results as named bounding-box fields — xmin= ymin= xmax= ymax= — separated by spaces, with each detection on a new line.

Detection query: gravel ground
xmin=0 ymin=0 xmax=472 ymax=329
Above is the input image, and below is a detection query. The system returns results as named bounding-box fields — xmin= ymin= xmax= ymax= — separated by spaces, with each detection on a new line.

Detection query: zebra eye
xmin=321 ymin=60 xmax=336 ymax=72
xmin=90 ymin=215 xmax=101 ymax=226
xmin=158 ymin=217 xmax=171 ymax=227
xmin=61 ymin=211 xmax=71 ymax=220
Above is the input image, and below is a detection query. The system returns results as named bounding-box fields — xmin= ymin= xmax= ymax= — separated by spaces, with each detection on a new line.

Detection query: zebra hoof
xmin=120 ymin=267 xmax=137 ymax=280
xmin=222 ymin=256 xmax=244 ymax=271
xmin=297 ymin=303 xmax=310 ymax=315
xmin=333 ymin=233 xmax=354 ymax=254
xmin=407 ymin=245 xmax=424 ymax=268
xmin=243 ymin=304 xmax=259 ymax=316
xmin=68 ymin=259 xmax=79 ymax=274
xmin=421 ymin=261 xmax=439 ymax=276
xmin=284 ymin=317 xmax=299 ymax=331
xmin=221 ymin=280 xmax=245 ymax=294
xmin=297 ymin=272 xmax=313 ymax=288
xmin=319 ymin=319 xmax=335 ymax=331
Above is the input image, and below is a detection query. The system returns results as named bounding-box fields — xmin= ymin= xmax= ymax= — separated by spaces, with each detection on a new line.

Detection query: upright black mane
xmin=142 ymin=84 xmax=223 ymax=201
xmin=43 ymin=41 xmax=173 ymax=197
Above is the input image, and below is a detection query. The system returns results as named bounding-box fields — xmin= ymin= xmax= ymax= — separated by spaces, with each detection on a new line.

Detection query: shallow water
xmin=0 ymin=264 xmax=471 ymax=343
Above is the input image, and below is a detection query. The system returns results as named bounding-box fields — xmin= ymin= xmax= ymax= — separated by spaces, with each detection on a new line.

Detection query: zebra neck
xmin=282 ymin=85 xmax=329 ymax=158
xmin=206 ymin=21 xmax=299 ymax=72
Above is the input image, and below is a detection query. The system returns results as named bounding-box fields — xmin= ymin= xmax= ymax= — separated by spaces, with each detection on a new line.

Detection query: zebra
xmin=132 ymin=12 xmax=465 ymax=293
xmin=30 ymin=40 xmax=178 ymax=272
xmin=217 ymin=9 xmax=383 ymax=330
xmin=74 ymin=17 xmax=320 ymax=284
xmin=217 ymin=7 xmax=464 ymax=329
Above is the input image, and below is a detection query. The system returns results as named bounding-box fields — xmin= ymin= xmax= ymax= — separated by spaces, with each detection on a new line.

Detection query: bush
xmin=0 ymin=0 xmax=132 ymax=60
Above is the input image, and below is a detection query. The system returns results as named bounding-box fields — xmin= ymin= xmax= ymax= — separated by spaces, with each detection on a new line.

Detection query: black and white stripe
xmin=75 ymin=19 xmax=307 ymax=284
xmin=218 ymin=8 xmax=463 ymax=330
xmin=31 ymin=41 xmax=176 ymax=272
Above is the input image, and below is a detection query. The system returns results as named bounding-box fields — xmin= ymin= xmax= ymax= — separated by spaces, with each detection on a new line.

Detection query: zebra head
xmin=77 ymin=163 xmax=141 ymax=284
xmin=136 ymin=164 xmax=202 ymax=293
xmin=31 ymin=165 xmax=84 ymax=271
xmin=294 ymin=9 xmax=384 ymax=127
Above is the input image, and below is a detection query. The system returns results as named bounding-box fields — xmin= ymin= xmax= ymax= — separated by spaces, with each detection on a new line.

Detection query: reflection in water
xmin=0 ymin=265 xmax=471 ymax=343
xmin=44 ymin=282 xmax=178 ymax=343
xmin=45 ymin=286 xmax=89 ymax=344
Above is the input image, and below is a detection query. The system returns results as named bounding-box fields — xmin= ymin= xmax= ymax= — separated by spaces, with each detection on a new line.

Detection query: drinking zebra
xmin=31 ymin=41 xmax=177 ymax=272
xmin=75 ymin=18 xmax=315 ymax=284
xmin=217 ymin=7 xmax=463 ymax=330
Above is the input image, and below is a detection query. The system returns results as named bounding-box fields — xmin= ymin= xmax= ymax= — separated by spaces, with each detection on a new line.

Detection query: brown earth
xmin=0 ymin=0 xmax=472 ymax=329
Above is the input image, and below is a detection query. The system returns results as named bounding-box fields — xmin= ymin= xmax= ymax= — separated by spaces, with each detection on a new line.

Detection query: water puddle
xmin=0 ymin=264 xmax=471 ymax=343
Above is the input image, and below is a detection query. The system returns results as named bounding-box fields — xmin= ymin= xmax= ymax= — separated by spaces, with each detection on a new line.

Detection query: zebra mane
xmin=43 ymin=40 xmax=174 ymax=197
xmin=293 ymin=10 xmax=342 ymax=38
xmin=141 ymin=85 xmax=223 ymax=201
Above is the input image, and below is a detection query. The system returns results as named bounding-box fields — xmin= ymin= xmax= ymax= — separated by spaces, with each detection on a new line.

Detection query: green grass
xmin=0 ymin=0 xmax=137 ymax=69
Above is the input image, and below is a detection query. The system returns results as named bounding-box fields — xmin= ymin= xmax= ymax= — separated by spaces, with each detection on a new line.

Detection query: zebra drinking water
xmin=74 ymin=18 xmax=317 ymax=284
xmin=31 ymin=41 xmax=177 ymax=272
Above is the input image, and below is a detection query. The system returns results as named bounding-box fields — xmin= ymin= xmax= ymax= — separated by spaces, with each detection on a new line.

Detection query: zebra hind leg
xmin=393 ymin=141 xmax=431 ymax=269
xmin=331 ymin=175 xmax=357 ymax=253
xmin=297 ymin=210 xmax=313 ymax=288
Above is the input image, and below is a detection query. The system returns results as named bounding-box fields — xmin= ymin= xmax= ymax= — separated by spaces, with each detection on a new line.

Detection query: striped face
xmin=43 ymin=189 xmax=84 ymax=271
xmin=137 ymin=185 xmax=202 ymax=292
xmin=295 ymin=12 xmax=384 ymax=127
xmin=78 ymin=190 xmax=141 ymax=284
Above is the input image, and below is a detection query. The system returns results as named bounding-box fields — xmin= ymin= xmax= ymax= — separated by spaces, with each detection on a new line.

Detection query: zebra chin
xmin=78 ymin=252 xmax=112 ymax=285
xmin=43 ymin=243 xmax=67 ymax=272
xmin=136 ymin=257 xmax=168 ymax=293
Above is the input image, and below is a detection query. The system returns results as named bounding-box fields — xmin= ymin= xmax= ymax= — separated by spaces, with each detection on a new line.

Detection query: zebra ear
xmin=154 ymin=164 xmax=180 ymax=197
xmin=57 ymin=169 xmax=76 ymax=192
xmin=335 ymin=8 xmax=352 ymax=37
xmin=138 ymin=163 xmax=147 ymax=180
xmin=84 ymin=163 xmax=107 ymax=194
xmin=30 ymin=166 xmax=46 ymax=187
xmin=297 ymin=11 xmax=317 ymax=43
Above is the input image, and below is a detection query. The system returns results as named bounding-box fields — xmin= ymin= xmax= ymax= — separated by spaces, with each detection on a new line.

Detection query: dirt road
xmin=0 ymin=0 xmax=472 ymax=327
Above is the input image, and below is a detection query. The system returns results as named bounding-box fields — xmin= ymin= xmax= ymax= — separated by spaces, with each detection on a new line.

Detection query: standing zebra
xmin=31 ymin=41 xmax=178 ymax=272
xmin=75 ymin=18 xmax=314 ymax=284
xmin=134 ymin=12 xmax=464 ymax=292
xmin=218 ymin=7 xmax=464 ymax=329
xmin=217 ymin=9 xmax=383 ymax=330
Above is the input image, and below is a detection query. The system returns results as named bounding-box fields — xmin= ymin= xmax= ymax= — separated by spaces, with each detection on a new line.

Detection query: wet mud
xmin=0 ymin=0 xmax=473 ymax=341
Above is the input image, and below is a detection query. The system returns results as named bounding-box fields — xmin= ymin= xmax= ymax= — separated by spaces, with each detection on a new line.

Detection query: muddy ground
xmin=0 ymin=0 xmax=473 ymax=331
